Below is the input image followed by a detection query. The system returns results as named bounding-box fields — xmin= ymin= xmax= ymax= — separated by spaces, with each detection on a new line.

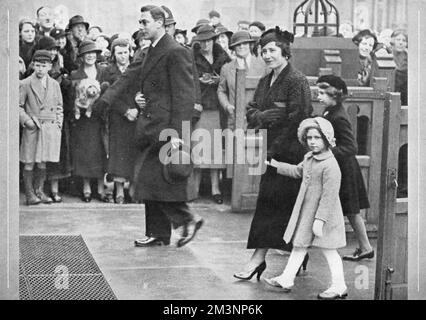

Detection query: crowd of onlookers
xmin=18 ymin=5 xmax=408 ymax=206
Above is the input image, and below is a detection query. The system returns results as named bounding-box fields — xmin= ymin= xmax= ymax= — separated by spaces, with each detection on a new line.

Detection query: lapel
xmin=265 ymin=63 xmax=292 ymax=100
xmin=29 ymin=73 xmax=48 ymax=104
xmin=140 ymin=33 xmax=173 ymax=84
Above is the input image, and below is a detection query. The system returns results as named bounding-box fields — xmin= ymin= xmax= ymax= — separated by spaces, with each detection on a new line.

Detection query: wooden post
xmin=231 ymin=70 xmax=262 ymax=212
xmin=321 ymin=49 xmax=342 ymax=76
xmin=0 ymin=1 xmax=19 ymax=300
xmin=374 ymin=93 xmax=402 ymax=300
xmin=372 ymin=50 xmax=396 ymax=92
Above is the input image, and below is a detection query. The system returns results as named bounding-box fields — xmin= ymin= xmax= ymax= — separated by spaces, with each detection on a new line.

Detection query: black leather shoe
xmin=177 ymin=218 xmax=204 ymax=248
xmin=343 ymin=248 xmax=375 ymax=261
xmin=212 ymin=194 xmax=223 ymax=204
xmin=82 ymin=192 xmax=92 ymax=202
xmin=134 ymin=237 xmax=170 ymax=247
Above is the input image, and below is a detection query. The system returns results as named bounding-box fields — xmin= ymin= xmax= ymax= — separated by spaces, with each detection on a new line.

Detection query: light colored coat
xmin=19 ymin=73 xmax=63 ymax=163
xmin=276 ymin=150 xmax=346 ymax=249
xmin=217 ymin=55 xmax=267 ymax=130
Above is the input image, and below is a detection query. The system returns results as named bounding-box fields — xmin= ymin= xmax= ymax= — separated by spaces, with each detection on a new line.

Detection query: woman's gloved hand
xmin=313 ymin=219 xmax=324 ymax=238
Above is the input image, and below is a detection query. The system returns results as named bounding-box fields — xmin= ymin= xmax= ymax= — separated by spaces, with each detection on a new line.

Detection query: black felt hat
xmin=317 ymin=75 xmax=348 ymax=95
xmin=259 ymin=26 xmax=294 ymax=47
xmin=66 ymin=15 xmax=89 ymax=32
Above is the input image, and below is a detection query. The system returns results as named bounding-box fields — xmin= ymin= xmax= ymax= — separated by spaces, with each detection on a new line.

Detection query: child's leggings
xmin=275 ymin=246 xmax=346 ymax=291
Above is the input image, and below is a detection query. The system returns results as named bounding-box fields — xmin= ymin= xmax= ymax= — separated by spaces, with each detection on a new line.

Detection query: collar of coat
xmin=305 ymin=149 xmax=334 ymax=161
xmin=71 ymin=64 xmax=104 ymax=80
xmin=323 ymin=103 xmax=343 ymax=117
xmin=139 ymin=33 xmax=177 ymax=83
xmin=194 ymin=43 xmax=231 ymax=73
xmin=29 ymin=73 xmax=55 ymax=103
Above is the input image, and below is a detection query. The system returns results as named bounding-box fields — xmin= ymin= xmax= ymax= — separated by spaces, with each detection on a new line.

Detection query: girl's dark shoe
xmin=343 ymin=248 xmax=374 ymax=261
xmin=234 ymin=261 xmax=267 ymax=281
xmin=51 ymin=192 xmax=63 ymax=203
xmin=212 ymin=194 xmax=223 ymax=204
xmin=296 ymin=253 xmax=309 ymax=276
xmin=82 ymin=192 xmax=92 ymax=202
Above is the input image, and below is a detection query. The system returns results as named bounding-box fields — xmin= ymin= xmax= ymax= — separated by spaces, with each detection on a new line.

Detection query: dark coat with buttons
xmin=99 ymin=33 xmax=197 ymax=202
xmin=68 ymin=64 xmax=107 ymax=179
xmin=323 ymin=103 xmax=370 ymax=214
xmin=245 ymin=63 xmax=313 ymax=250
xmin=99 ymin=62 xmax=138 ymax=180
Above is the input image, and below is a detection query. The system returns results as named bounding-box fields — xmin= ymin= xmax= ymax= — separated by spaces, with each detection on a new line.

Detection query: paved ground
xmin=20 ymin=194 xmax=376 ymax=300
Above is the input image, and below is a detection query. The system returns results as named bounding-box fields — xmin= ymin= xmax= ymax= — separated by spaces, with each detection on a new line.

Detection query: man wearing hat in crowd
xmin=237 ymin=20 xmax=251 ymax=31
xmin=209 ymin=10 xmax=222 ymax=28
xmin=94 ymin=5 xmax=203 ymax=247
xmin=249 ymin=21 xmax=266 ymax=40
xmin=161 ymin=5 xmax=177 ymax=37
xmin=66 ymin=15 xmax=90 ymax=68
xmin=19 ymin=50 xmax=63 ymax=206
xmin=218 ymin=30 xmax=268 ymax=130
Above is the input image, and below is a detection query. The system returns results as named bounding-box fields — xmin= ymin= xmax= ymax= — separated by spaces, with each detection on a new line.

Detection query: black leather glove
xmin=259 ymin=108 xmax=286 ymax=123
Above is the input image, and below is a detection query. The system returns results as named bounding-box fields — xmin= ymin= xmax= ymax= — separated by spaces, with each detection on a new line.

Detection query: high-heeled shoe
xmin=233 ymin=261 xmax=267 ymax=281
xmin=296 ymin=253 xmax=309 ymax=276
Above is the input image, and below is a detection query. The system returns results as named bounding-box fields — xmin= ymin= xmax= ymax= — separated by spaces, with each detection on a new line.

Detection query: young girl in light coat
xmin=264 ymin=117 xmax=347 ymax=300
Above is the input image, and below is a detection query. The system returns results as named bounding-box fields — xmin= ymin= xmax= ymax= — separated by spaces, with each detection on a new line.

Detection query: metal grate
xmin=19 ymin=235 xmax=116 ymax=300
xmin=19 ymin=276 xmax=32 ymax=300
xmin=26 ymin=275 xmax=116 ymax=300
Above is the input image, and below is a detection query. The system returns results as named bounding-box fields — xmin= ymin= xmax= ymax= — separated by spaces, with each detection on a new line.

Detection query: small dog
xmin=74 ymin=78 xmax=102 ymax=119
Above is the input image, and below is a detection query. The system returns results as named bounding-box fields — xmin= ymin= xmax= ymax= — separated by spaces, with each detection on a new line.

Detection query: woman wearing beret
xmin=315 ymin=75 xmax=373 ymax=262
xmin=352 ymin=29 xmax=379 ymax=87
xmin=234 ymin=27 xmax=312 ymax=280
xmin=68 ymin=40 xmax=108 ymax=202
xmin=192 ymin=25 xmax=231 ymax=204
xmin=174 ymin=29 xmax=188 ymax=46
xmin=99 ymin=38 xmax=137 ymax=204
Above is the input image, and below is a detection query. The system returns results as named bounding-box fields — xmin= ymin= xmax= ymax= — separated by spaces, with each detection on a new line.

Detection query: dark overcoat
xmin=101 ymin=33 xmax=196 ymax=202
xmin=68 ymin=65 xmax=107 ymax=179
xmin=245 ymin=63 xmax=312 ymax=250
xmin=323 ymin=103 xmax=370 ymax=214
xmin=99 ymin=63 xmax=138 ymax=180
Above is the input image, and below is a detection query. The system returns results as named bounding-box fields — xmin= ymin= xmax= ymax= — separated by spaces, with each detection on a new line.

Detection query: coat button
xmin=52 ymin=121 xmax=54 ymax=124
xmin=146 ymin=113 xmax=151 ymax=119
xmin=51 ymin=108 xmax=54 ymax=111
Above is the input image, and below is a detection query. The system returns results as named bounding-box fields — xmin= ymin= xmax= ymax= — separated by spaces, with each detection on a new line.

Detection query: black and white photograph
xmin=0 ymin=0 xmax=425 ymax=307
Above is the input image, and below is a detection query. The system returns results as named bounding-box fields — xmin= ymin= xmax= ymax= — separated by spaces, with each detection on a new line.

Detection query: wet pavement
xmin=20 ymin=195 xmax=376 ymax=300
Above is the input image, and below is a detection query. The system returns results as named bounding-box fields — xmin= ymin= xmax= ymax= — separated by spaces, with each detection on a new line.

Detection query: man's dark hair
xmin=36 ymin=6 xmax=51 ymax=17
xmin=140 ymin=5 xmax=166 ymax=26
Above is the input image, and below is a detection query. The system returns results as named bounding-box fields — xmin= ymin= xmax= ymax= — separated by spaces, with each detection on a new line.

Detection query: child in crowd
xmin=19 ymin=50 xmax=63 ymax=205
xmin=264 ymin=117 xmax=347 ymax=300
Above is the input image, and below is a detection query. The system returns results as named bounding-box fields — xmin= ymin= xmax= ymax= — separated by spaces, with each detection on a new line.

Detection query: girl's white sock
xmin=322 ymin=248 xmax=347 ymax=292
xmin=274 ymin=247 xmax=308 ymax=287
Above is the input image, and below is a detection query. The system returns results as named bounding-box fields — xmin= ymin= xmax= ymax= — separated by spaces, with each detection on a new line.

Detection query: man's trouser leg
xmin=144 ymin=201 xmax=172 ymax=243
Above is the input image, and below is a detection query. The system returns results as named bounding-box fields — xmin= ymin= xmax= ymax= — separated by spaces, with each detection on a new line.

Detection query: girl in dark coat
xmin=99 ymin=38 xmax=137 ymax=204
xmin=234 ymin=27 xmax=312 ymax=280
xmin=316 ymin=75 xmax=373 ymax=261
xmin=68 ymin=40 xmax=108 ymax=202
xmin=192 ymin=25 xmax=231 ymax=203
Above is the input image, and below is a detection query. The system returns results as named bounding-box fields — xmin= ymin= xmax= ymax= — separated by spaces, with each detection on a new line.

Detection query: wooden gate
xmin=374 ymin=95 xmax=408 ymax=300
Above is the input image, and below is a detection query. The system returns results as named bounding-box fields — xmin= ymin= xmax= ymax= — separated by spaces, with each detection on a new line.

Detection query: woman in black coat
xmin=68 ymin=40 xmax=108 ymax=202
xmin=192 ymin=25 xmax=231 ymax=203
xmin=99 ymin=38 xmax=137 ymax=204
xmin=317 ymin=75 xmax=373 ymax=261
xmin=234 ymin=28 xmax=312 ymax=280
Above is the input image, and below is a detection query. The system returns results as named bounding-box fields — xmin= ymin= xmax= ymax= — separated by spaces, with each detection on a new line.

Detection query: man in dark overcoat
xmin=95 ymin=5 xmax=203 ymax=247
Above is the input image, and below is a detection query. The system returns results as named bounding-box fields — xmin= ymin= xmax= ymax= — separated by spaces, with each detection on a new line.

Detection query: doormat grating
xmin=20 ymin=235 xmax=116 ymax=300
